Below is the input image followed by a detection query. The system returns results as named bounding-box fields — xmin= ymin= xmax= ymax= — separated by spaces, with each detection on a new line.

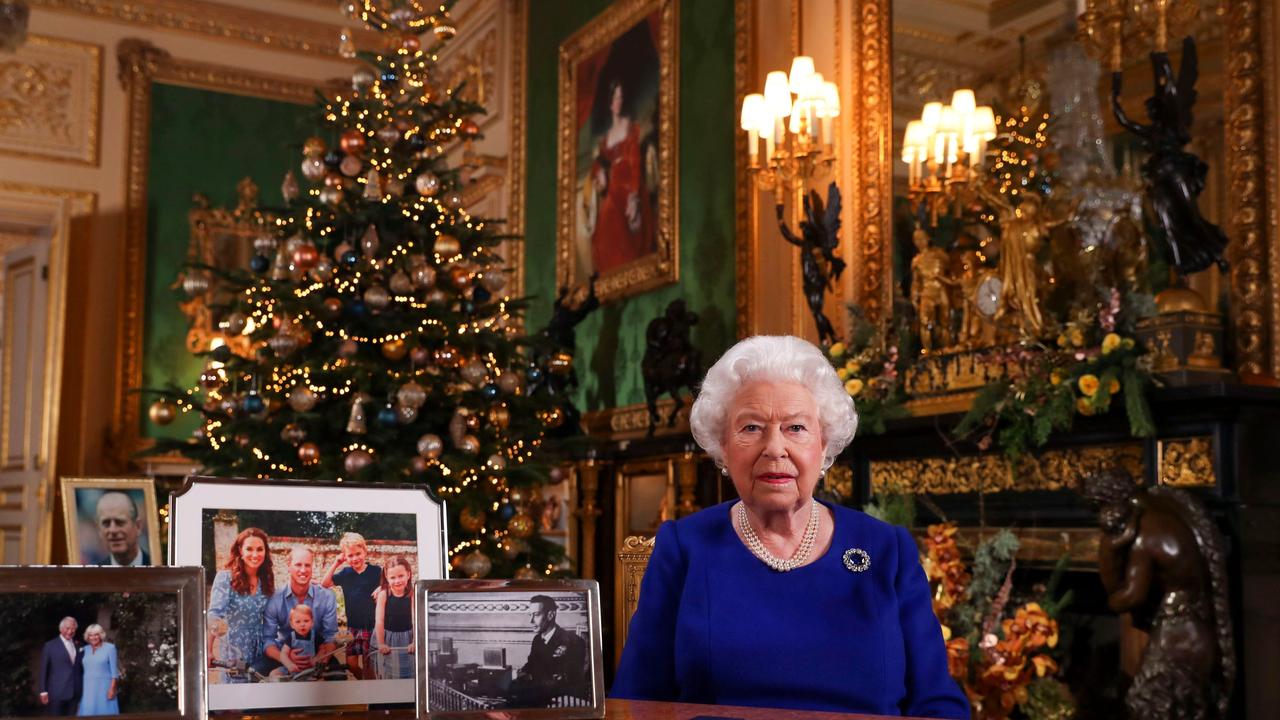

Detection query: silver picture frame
xmin=416 ymin=579 xmax=605 ymax=719
xmin=0 ymin=565 xmax=206 ymax=720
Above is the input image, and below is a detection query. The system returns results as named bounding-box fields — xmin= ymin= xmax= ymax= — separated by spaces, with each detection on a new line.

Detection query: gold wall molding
xmin=1157 ymin=436 xmax=1217 ymax=488
xmin=0 ymin=34 xmax=101 ymax=165
xmin=30 ymin=0 xmax=374 ymax=59
xmin=582 ymin=397 xmax=691 ymax=441
xmin=870 ymin=442 xmax=1145 ymax=496
xmin=733 ymin=0 xmax=755 ymax=338
xmin=507 ymin=0 xmax=527 ymax=301
xmin=113 ymin=40 xmax=317 ymax=467
xmin=852 ymin=0 xmax=892 ymax=325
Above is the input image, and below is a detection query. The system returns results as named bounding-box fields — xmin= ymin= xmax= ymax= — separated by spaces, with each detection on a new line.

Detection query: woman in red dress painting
xmin=589 ymin=79 xmax=654 ymax=275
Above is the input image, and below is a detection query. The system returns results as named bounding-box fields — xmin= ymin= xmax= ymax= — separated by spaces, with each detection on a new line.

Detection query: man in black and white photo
xmin=95 ymin=491 xmax=149 ymax=566
xmin=511 ymin=595 xmax=587 ymax=706
xmin=37 ymin=617 xmax=82 ymax=715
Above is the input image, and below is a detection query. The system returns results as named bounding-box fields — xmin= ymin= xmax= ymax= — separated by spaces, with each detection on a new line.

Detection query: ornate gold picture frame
xmin=59 ymin=476 xmax=162 ymax=567
xmin=556 ymin=0 xmax=679 ymax=303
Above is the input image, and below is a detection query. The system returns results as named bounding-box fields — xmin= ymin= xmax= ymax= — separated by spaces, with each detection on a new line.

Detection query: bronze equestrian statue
xmin=1080 ymin=470 xmax=1235 ymax=719
xmin=777 ymin=182 xmax=846 ymax=345
xmin=641 ymin=299 xmax=700 ymax=435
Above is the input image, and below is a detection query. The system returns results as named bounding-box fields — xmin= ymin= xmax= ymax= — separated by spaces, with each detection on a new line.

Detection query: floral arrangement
xmin=921 ymin=522 xmax=1076 ymax=720
xmin=827 ymin=306 xmax=909 ymax=434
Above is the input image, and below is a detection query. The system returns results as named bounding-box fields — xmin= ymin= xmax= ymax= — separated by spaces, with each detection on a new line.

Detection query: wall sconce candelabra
xmin=901 ymin=89 xmax=997 ymax=222
xmin=1076 ymin=0 xmax=1200 ymax=71
xmin=740 ymin=56 xmax=841 ymax=198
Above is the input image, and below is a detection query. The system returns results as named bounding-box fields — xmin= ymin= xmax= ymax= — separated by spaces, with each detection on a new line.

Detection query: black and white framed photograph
xmin=417 ymin=579 xmax=603 ymax=719
xmin=60 ymin=477 xmax=163 ymax=567
xmin=0 ymin=566 xmax=205 ymax=719
xmin=169 ymin=476 xmax=447 ymax=712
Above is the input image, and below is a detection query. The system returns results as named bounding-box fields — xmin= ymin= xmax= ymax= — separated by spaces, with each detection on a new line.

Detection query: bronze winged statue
xmin=777 ymin=182 xmax=846 ymax=345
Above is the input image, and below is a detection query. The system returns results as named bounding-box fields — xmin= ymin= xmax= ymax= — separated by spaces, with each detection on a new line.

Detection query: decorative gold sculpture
xmin=909 ymin=227 xmax=954 ymax=352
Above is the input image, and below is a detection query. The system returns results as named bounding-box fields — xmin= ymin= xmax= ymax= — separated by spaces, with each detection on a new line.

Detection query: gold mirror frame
xmin=112 ymin=40 xmax=319 ymax=466
xmin=852 ymin=0 xmax=1278 ymax=379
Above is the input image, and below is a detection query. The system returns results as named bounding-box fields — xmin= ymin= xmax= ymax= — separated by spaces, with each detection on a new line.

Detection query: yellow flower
xmin=837 ymin=368 xmax=849 ymax=381
xmin=941 ymin=624 xmax=952 ymax=641
xmin=1076 ymin=397 xmax=1095 ymax=416
xmin=1077 ymin=374 xmax=1100 ymax=396
xmin=1049 ymin=370 xmax=1063 ymax=386
xmin=1102 ymin=333 xmax=1122 ymax=355
xmin=1122 ymin=337 xmax=1136 ymax=350
xmin=1109 ymin=377 xmax=1121 ymax=394
xmin=1056 ymin=334 xmax=1069 ymax=348
xmin=845 ymin=378 xmax=864 ymax=397
xmin=845 ymin=360 xmax=862 ymax=374
xmin=1069 ymin=327 xmax=1085 ymax=347
xmin=828 ymin=342 xmax=846 ymax=358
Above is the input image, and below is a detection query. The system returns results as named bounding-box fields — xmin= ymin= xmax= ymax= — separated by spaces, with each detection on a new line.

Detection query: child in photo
xmin=372 ymin=556 xmax=415 ymax=680
xmin=322 ymin=532 xmax=382 ymax=680
xmin=266 ymin=605 xmax=317 ymax=680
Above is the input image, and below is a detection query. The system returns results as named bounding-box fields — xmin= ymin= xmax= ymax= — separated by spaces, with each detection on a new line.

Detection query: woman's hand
xmin=379 ymin=645 xmax=392 ymax=655
xmin=407 ymin=642 xmax=415 ymax=654
xmin=107 ymin=686 xmax=116 ymax=701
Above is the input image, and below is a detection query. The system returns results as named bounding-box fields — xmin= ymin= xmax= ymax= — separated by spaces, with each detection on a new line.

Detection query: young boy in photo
xmin=322 ymin=532 xmax=382 ymax=679
xmin=267 ymin=605 xmax=317 ymax=680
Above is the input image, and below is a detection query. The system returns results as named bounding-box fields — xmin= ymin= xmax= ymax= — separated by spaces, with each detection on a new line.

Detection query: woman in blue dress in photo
xmin=77 ymin=624 xmax=118 ymax=716
xmin=207 ymin=527 xmax=274 ymax=682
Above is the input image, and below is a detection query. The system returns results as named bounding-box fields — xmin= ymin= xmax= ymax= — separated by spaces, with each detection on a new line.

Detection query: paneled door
xmin=0 ymin=237 xmax=50 ymax=563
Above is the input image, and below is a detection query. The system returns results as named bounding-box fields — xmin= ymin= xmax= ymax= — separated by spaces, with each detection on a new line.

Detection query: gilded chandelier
xmin=901 ymin=89 xmax=997 ymax=222
xmin=739 ymin=56 xmax=841 ymax=198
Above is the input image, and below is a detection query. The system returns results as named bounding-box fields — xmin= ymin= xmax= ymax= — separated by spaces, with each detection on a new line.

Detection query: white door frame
xmin=0 ymin=182 xmax=94 ymax=563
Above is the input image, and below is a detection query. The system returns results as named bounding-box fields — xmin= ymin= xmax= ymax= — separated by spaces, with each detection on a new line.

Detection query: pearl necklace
xmin=734 ymin=499 xmax=820 ymax=572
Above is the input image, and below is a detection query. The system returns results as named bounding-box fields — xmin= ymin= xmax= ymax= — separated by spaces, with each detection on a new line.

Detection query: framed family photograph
xmin=169 ymin=476 xmax=448 ymax=712
xmin=0 ymin=565 xmax=205 ymax=719
xmin=417 ymin=579 xmax=604 ymax=719
xmin=61 ymin=477 xmax=163 ymax=568
xmin=556 ymin=0 xmax=679 ymax=303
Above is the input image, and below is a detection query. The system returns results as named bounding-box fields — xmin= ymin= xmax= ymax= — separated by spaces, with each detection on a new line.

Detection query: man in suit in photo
xmin=38 ymin=617 xmax=83 ymax=715
xmin=95 ymin=491 xmax=149 ymax=566
xmin=512 ymin=595 xmax=587 ymax=706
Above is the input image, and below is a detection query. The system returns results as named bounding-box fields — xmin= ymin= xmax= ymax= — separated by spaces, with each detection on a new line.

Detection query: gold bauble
xmin=148 ymin=399 xmax=177 ymax=426
xmin=382 ymin=338 xmax=408 ymax=361
xmin=460 ymin=549 xmax=492 ymax=579
xmin=1155 ymin=286 xmax=1210 ymax=314
xmin=487 ymin=405 xmax=510 ymax=429
xmin=433 ymin=233 xmax=461 ymax=257
xmin=499 ymin=537 xmax=521 ymax=559
xmin=458 ymin=506 xmax=486 ymax=532
xmin=458 ymin=434 xmax=480 ymax=454
xmin=303 ymin=136 xmax=327 ymax=157
xmin=298 ymin=442 xmax=321 ymax=464
xmin=513 ymin=565 xmax=539 ymax=580
xmin=507 ymin=512 xmax=534 ymax=539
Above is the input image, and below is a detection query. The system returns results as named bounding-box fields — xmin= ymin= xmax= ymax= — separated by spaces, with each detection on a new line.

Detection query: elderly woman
xmin=611 ymin=336 xmax=969 ymax=718
xmin=207 ymin=527 xmax=274 ymax=681
xmin=77 ymin=624 xmax=119 ymax=716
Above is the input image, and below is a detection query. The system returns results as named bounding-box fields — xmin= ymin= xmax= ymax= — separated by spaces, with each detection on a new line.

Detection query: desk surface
xmin=605 ymin=698 xmax=935 ymax=719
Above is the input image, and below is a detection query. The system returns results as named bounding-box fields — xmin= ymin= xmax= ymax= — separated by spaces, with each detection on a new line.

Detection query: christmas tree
xmin=148 ymin=0 xmax=568 ymax=579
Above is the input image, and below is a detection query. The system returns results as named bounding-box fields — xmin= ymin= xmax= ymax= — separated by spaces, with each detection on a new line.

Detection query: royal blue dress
xmin=77 ymin=642 xmax=119 ymax=716
xmin=611 ymin=500 xmax=970 ymax=719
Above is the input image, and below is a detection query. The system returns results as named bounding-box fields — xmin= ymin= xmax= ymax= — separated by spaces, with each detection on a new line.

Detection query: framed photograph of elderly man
xmin=417 ymin=579 xmax=604 ymax=719
xmin=0 ymin=565 xmax=206 ymax=720
xmin=61 ymin=477 xmax=163 ymax=567
xmin=169 ymin=475 xmax=448 ymax=712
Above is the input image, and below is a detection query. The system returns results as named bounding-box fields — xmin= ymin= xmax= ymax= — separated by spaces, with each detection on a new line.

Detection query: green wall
xmin=525 ymin=0 xmax=737 ymax=411
xmin=141 ymin=84 xmax=318 ymax=440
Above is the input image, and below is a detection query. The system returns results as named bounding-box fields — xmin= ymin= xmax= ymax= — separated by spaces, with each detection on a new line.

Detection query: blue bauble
xmin=472 ymin=286 xmax=491 ymax=304
xmin=408 ymin=134 xmax=426 ymax=151
xmin=250 ymin=254 xmax=270 ymax=273
xmin=461 ymin=301 xmax=474 ymax=314
xmin=242 ymin=394 xmax=265 ymax=414
xmin=341 ymin=250 xmax=360 ymax=268
xmin=481 ymin=384 xmax=499 ymax=399
xmin=498 ymin=503 xmax=516 ymax=520
xmin=323 ymin=149 xmax=343 ymax=169
xmin=377 ymin=405 xmax=398 ymax=426
xmin=380 ymin=70 xmax=398 ymax=84
xmin=527 ymin=367 xmax=543 ymax=382
xmin=347 ymin=300 xmax=367 ymax=318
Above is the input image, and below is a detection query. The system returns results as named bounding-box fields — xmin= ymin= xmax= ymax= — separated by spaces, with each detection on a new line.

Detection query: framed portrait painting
xmin=60 ymin=477 xmax=163 ymax=567
xmin=557 ymin=0 xmax=679 ymax=303
xmin=169 ymin=476 xmax=448 ymax=712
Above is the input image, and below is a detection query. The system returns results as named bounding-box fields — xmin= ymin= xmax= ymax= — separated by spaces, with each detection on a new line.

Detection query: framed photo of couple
xmin=169 ymin=476 xmax=448 ymax=712
xmin=0 ymin=565 xmax=206 ymax=719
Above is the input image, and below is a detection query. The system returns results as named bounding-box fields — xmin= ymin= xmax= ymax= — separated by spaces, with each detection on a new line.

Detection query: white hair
xmin=690 ymin=335 xmax=858 ymax=470
xmin=59 ymin=617 xmax=77 ymax=631
xmin=83 ymin=624 xmax=105 ymax=642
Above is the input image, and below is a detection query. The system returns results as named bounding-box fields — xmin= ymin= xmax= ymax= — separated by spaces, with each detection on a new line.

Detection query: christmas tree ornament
xmin=303 ymin=136 xmax=327 ymax=157
xmin=507 ymin=513 xmax=533 ymax=538
xmin=242 ymin=392 xmax=266 ymax=415
xmin=414 ymin=171 xmax=440 ymax=196
xmin=250 ymin=254 xmax=270 ymax=273
xmin=181 ymin=272 xmax=210 ymax=297
xmin=377 ymin=403 xmax=398 ymax=427
xmin=410 ymin=346 xmax=431 ymax=365
xmin=486 ymin=404 xmax=510 ymax=429
xmin=376 ymin=125 xmax=401 ymax=145
xmin=312 ymin=259 xmax=335 ymax=282
xmin=193 ymin=425 xmax=207 ymax=441
xmin=332 ymin=241 xmax=354 ymax=262
xmin=298 ymin=442 xmax=320 ymax=464
xmin=270 ymin=247 xmax=293 ymax=281
xmin=433 ymin=23 xmax=457 ymax=40
xmin=281 ymin=170 xmax=300 ymax=203
xmin=235 ymin=433 xmax=251 ymax=448
xmin=363 ymin=169 xmax=383 ymax=200
xmin=338 ymin=338 xmax=359 ymax=358
xmin=347 ymin=393 xmax=370 ymax=434
xmin=442 ymin=191 xmax=464 ymax=211
xmin=385 ymin=178 xmax=405 ymax=198
xmin=409 ymin=455 xmax=429 ymax=474
xmin=200 ymin=369 xmax=224 ymax=390
xmin=219 ymin=397 xmax=238 ymax=417
xmin=485 ymin=453 xmax=506 ymax=471
xmin=338 ymin=27 xmax=357 ymax=58
xmin=408 ymin=133 xmax=427 ymax=152
xmin=292 ymin=242 xmax=319 ymax=270
xmin=359 ymin=225 xmax=381 ymax=256
xmin=513 ymin=566 xmax=539 ymax=580
xmin=348 ymin=300 xmax=367 ymax=317
xmin=340 ymin=129 xmax=367 ymax=155
xmin=448 ymin=264 xmax=472 ymax=290
xmin=363 ymin=284 xmax=390 ymax=311
xmin=547 ymin=351 xmax=574 ymax=376
xmin=417 ymin=433 xmax=443 ymax=459
xmin=460 ymin=549 xmax=492 ymax=579
xmin=460 ymin=359 xmax=487 ymax=386
xmin=322 ymin=297 xmax=344 ymax=319
xmin=424 ymin=288 xmax=449 ymax=305
xmin=458 ymin=434 xmax=480 ymax=454
xmin=396 ymin=380 xmax=427 ymax=408
xmin=508 ymin=488 xmax=526 ymax=505
xmin=288 ymin=386 xmax=318 ymax=412
xmin=433 ymin=233 xmax=461 ymax=257
xmin=389 ymin=271 xmax=413 ymax=294
xmin=498 ymin=502 xmax=516 ymax=520
xmin=496 ymin=372 xmax=521 ymax=395
xmin=281 ymin=423 xmax=306 ymax=445
xmin=459 ymin=118 xmax=480 ymax=139
xmin=395 ymin=403 xmax=418 ymax=424
xmin=448 ymin=408 xmax=468 ymax=444
xmin=389 ymin=7 xmax=414 ymax=26
xmin=301 ymin=156 xmax=326 ymax=182
xmin=381 ymin=337 xmax=407 ymax=361
xmin=542 ymin=406 xmax=565 ymax=428
xmin=411 ymin=264 xmax=437 ymax=289
xmin=319 ymin=186 xmax=343 ymax=205
xmin=352 ymin=66 xmax=376 ymax=92
xmin=459 ymin=506 xmax=485 ymax=532
xmin=339 ymin=154 xmax=363 ymax=177
xmin=148 ymin=399 xmax=177 ymax=426
xmin=401 ymin=33 xmax=420 ymax=53
xmin=450 ymin=554 xmax=464 ymax=571
xmin=499 ymin=537 xmax=521 ymax=559
xmin=268 ymin=330 xmax=299 ymax=357
xmin=341 ymin=249 xmax=360 ymax=268
xmin=481 ymin=383 xmax=499 ymax=400
xmin=323 ymin=149 xmax=344 ymax=169
xmin=225 ymin=312 xmax=248 ymax=335
xmin=344 ymin=448 xmax=374 ymax=474
xmin=478 ymin=270 xmax=506 ymax=293
xmin=380 ymin=69 xmax=398 ymax=85
xmin=434 ymin=344 xmax=460 ymax=367
xmin=323 ymin=172 xmax=345 ymax=188
xmin=252 ymin=233 xmax=277 ymax=255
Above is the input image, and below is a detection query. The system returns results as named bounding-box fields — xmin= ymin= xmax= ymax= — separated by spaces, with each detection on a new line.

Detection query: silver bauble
xmin=359 ymin=225 xmax=380 ymax=256
xmin=338 ymin=339 xmax=359 ymax=358
xmin=479 ymin=270 xmax=506 ymax=293
xmin=412 ymin=265 xmax=437 ymax=289
xmin=339 ymin=154 xmax=363 ymax=177
xmin=442 ymin=191 xmax=464 ymax=210
xmin=458 ymin=434 xmax=480 ymax=454
xmin=376 ymin=125 xmax=401 ymax=145
xmin=389 ymin=271 xmax=413 ymax=294
xmin=395 ymin=404 xmax=418 ymax=424
xmin=288 ymin=386 xmax=318 ymax=412
xmin=253 ymin=235 xmax=278 ymax=255
xmin=496 ymin=372 xmax=521 ymax=394
xmin=182 ymin=273 xmax=210 ymax=297
xmin=486 ymin=453 xmax=506 ymax=471
xmin=363 ymin=284 xmax=390 ymax=310
xmin=460 ymin=549 xmax=492 ymax=579
xmin=396 ymin=380 xmax=427 ymax=408
xmin=389 ymin=7 xmax=414 ymax=26
xmin=343 ymin=449 xmax=374 ymax=475
xmin=414 ymin=172 xmax=440 ymax=197
xmin=352 ymin=67 xmax=375 ymax=92
xmin=319 ymin=186 xmax=342 ymax=205
xmin=310 ymin=259 xmax=335 ymax=282
xmin=268 ymin=332 xmax=299 ymax=357
xmin=281 ymin=423 xmax=306 ymax=445
xmin=224 ymin=312 xmax=248 ymax=335
xmin=460 ymin=359 xmax=487 ymax=386
xmin=301 ymin=157 xmax=326 ymax=182
xmin=417 ymin=433 xmax=443 ymax=459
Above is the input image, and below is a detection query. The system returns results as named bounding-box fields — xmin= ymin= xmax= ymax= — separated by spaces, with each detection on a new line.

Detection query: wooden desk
xmin=604 ymin=698 xmax=940 ymax=719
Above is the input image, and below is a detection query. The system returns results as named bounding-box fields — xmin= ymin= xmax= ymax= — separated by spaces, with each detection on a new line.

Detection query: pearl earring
xmin=719 ymin=466 xmax=729 ymax=477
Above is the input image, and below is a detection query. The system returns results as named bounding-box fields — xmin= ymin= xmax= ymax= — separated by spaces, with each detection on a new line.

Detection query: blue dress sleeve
xmin=893 ymin=526 xmax=971 ymax=720
xmin=610 ymin=520 xmax=687 ymax=700
xmin=107 ymin=643 xmax=119 ymax=679
xmin=208 ymin=571 xmax=231 ymax=620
